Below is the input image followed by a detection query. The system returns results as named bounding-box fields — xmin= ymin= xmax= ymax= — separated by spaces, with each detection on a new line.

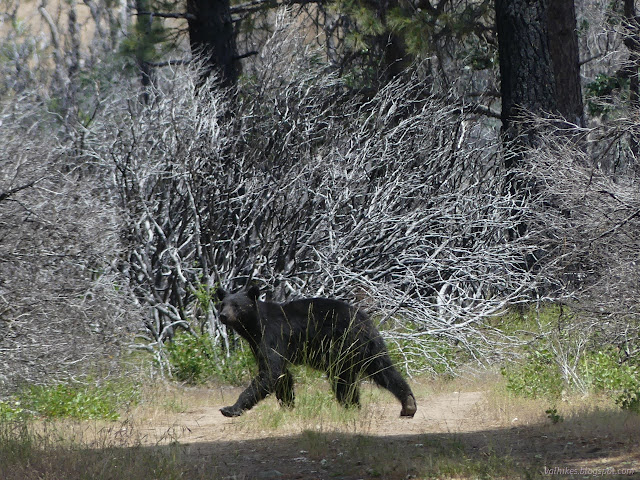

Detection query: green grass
xmin=245 ymin=365 xmax=373 ymax=432
xmin=0 ymin=379 xmax=140 ymax=421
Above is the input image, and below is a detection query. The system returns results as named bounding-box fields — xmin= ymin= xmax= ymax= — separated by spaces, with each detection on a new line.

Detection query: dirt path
xmin=140 ymin=390 xmax=485 ymax=442
xmin=130 ymin=387 xmax=639 ymax=479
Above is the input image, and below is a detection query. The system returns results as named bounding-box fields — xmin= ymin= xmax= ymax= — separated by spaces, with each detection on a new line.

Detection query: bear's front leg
xmin=220 ymin=405 xmax=244 ymax=417
xmin=219 ymin=369 xmax=278 ymax=417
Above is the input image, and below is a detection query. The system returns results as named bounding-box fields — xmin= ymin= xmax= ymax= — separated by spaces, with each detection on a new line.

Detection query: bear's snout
xmin=219 ymin=308 xmax=233 ymax=325
xmin=219 ymin=312 xmax=228 ymax=324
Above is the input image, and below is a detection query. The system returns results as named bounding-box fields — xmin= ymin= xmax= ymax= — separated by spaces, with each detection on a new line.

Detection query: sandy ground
xmin=125 ymin=386 xmax=640 ymax=479
xmin=140 ymin=389 xmax=484 ymax=441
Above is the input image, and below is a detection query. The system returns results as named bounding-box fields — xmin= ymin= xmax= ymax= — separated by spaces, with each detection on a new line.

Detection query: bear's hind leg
xmin=331 ymin=370 xmax=361 ymax=409
xmin=275 ymin=369 xmax=295 ymax=409
xmin=367 ymin=354 xmax=417 ymax=417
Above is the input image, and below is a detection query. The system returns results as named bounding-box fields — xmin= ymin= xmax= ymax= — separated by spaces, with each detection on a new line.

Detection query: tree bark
xmin=186 ymin=0 xmax=239 ymax=87
xmin=547 ymin=0 xmax=584 ymax=128
xmin=495 ymin=0 xmax=585 ymax=240
xmin=495 ymin=0 xmax=584 ymax=161
xmin=135 ymin=0 xmax=156 ymax=104
xmin=495 ymin=0 xmax=557 ymax=241
xmin=495 ymin=0 xmax=556 ymax=150
xmin=624 ymin=0 xmax=640 ymax=160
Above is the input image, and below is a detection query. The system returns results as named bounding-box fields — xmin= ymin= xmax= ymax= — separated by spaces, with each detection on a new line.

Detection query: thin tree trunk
xmin=134 ymin=0 xmax=156 ymax=104
xmin=39 ymin=0 xmax=69 ymax=94
xmin=624 ymin=0 xmax=640 ymax=160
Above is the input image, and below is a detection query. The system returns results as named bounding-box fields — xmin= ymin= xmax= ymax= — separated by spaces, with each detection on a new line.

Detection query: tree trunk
xmin=134 ymin=0 xmax=156 ymax=104
xmin=547 ymin=0 xmax=584 ymax=128
xmin=495 ymin=0 xmax=584 ymax=240
xmin=495 ymin=0 xmax=556 ymax=154
xmin=186 ymin=0 xmax=239 ymax=87
xmin=624 ymin=0 xmax=640 ymax=160
xmin=495 ymin=0 xmax=557 ymax=241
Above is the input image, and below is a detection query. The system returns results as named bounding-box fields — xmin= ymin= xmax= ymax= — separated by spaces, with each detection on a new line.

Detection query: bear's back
xmin=274 ymin=297 xmax=372 ymax=336
xmin=283 ymin=297 xmax=359 ymax=322
xmin=267 ymin=297 xmax=374 ymax=367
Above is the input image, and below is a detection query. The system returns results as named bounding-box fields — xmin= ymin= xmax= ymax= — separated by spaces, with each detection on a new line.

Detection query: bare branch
xmin=230 ymin=0 xmax=318 ymax=15
xmin=134 ymin=10 xmax=196 ymax=20
xmin=0 ymin=180 xmax=39 ymax=203
xmin=86 ymin=16 xmax=536 ymax=375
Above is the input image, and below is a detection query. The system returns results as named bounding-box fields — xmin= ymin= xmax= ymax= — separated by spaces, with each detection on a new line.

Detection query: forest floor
xmin=121 ymin=375 xmax=640 ymax=479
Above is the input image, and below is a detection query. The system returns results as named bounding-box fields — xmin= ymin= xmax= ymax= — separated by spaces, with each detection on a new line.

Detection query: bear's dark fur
xmin=216 ymin=285 xmax=417 ymax=418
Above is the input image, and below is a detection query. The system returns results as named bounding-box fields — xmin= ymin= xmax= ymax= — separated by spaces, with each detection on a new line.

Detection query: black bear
xmin=216 ymin=285 xmax=417 ymax=418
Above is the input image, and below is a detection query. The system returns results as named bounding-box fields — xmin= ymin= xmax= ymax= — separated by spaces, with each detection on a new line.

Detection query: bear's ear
xmin=215 ymin=287 xmax=227 ymax=301
xmin=246 ymin=284 xmax=260 ymax=301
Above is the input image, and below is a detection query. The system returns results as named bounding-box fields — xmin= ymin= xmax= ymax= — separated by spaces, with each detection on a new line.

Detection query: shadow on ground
xmin=2 ymin=395 xmax=639 ymax=480
xmin=170 ymin=416 xmax=639 ymax=479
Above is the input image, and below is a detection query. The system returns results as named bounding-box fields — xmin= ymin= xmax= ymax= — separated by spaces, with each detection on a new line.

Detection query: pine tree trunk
xmin=495 ymin=0 xmax=556 ymax=150
xmin=547 ymin=0 xmax=584 ymax=128
xmin=495 ymin=0 xmax=558 ymax=240
xmin=186 ymin=0 xmax=239 ymax=87
xmin=496 ymin=0 xmax=585 ymax=140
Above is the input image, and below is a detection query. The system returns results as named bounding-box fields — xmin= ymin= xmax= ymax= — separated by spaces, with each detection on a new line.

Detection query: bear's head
xmin=216 ymin=284 xmax=261 ymax=332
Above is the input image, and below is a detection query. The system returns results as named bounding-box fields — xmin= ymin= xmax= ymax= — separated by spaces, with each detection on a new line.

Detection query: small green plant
xmin=193 ymin=280 xmax=216 ymax=311
xmin=502 ymin=347 xmax=564 ymax=400
xmin=617 ymin=389 xmax=640 ymax=412
xmin=167 ymin=332 xmax=214 ymax=384
xmin=585 ymin=73 xmax=629 ymax=116
xmin=580 ymin=349 xmax=640 ymax=413
xmin=0 ymin=400 xmax=25 ymax=421
xmin=545 ymin=407 xmax=563 ymax=424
